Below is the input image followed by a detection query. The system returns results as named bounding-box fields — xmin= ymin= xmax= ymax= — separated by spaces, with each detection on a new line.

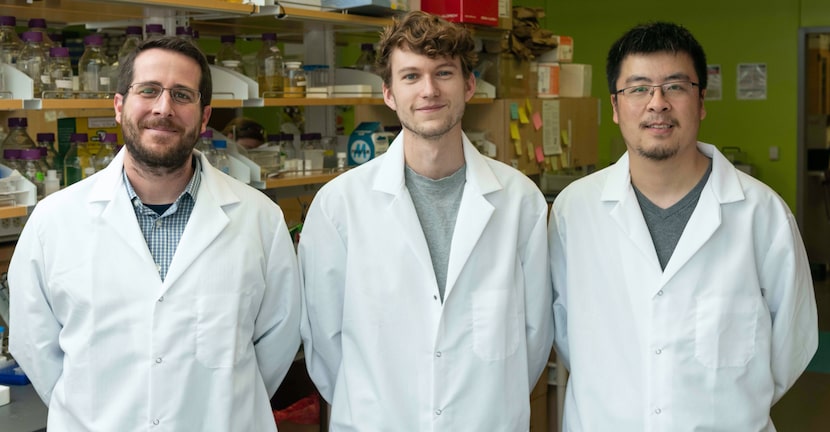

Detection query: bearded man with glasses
xmin=548 ymin=21 xmax=817 ymax=431
xmin=9 ymin=36 xmax=301 ymax=431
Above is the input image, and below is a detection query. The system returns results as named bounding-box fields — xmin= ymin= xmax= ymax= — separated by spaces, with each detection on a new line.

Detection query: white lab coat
xmin=548 ymin=143 xmax=818 ymax=431
xmin=9 ymin=149 xmax=301 ymax=432
xmin=298 ymin=133 xmax=553 ymax=431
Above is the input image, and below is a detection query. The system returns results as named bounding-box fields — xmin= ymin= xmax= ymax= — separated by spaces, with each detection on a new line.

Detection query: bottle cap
xmin=21 ymin=31 xmax=43 ymax=43
xmin=125 ymin=26 xmax=142 ymax=36
xmin=221 ymin=35 xmax=236 ymax=43
xmin=49 ymin=47 xmax=69 ymax=58
xmin=7 ymin=117 xmax=26 ymax=128
xmin=46 ymin=169 xmax=58 ymax=180
xmin=70 ymin=133 xmax=88 ymax=142
xmin=212 ymin=139 xmax=227 ymax=149
xmin=84 ymin=167 xmax=96 ymax=175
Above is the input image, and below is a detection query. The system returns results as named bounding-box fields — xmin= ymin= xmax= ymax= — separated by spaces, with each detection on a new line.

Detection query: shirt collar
xmin=124 ymin=155 xmax=202 ymax=206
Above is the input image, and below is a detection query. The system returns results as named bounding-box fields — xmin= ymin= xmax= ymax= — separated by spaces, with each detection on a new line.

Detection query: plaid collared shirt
xmin=123 ymin=157 xmax=202 ymax=281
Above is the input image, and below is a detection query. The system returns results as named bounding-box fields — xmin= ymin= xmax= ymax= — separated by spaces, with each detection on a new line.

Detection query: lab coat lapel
xmin=444 ymin=139 xmax=497 ymax=300
xmin=373 ymin=136 xmax=435 ymax=282
xmin=163 ymin=154 xmax=233 ymax=288
xmin=90 ymin=149 xmax=154 ymax=262
xmin=603 ymin=153 xmax=661 ymax=268
xmin=660 ymin=143 xmax=745 ymax=285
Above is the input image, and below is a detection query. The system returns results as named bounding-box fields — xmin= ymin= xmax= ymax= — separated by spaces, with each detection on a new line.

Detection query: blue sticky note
xmin=510 ymin=103 xmax=519 ymax=120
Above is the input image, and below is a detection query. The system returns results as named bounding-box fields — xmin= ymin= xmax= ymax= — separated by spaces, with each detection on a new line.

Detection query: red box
xmin=420 ymin=0 xmax=499 ymax=27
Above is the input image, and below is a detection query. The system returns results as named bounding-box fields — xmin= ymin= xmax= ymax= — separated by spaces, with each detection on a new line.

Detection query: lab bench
xmin=0 ymin=384 xmax=47 ymax=432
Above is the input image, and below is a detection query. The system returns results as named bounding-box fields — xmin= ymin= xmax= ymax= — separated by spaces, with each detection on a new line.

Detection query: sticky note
xmin=527 ymin=142 xmax=534 ymax=162
xmin=532 ymin=112 xmax=543 ymax=130
xmin=510 ymin=122 xmax=520 ymax=140
xmin=561 ymin=130 xmax=570 ymax=145
xmin=525 ymin=99 xmax=533 ymax=115
xmin=519 ymin=107 xmax=529 ymax=124
xmin=510 ymin=103 xmax=519 ymax=120
xmin=535 ymin=146 xmax=545 ymax=163
xmin=514 ymin=139 xmax=522 ymax=155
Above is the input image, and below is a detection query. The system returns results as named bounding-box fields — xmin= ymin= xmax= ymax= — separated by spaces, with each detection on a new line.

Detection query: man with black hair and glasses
xmin=548 ymin=21 xmax=817 ymax=431
xmin=9 ymin=36 xmax=300 ymax=431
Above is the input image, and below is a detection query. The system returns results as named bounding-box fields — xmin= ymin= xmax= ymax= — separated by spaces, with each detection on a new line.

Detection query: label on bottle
xmin=55 ymin=79 xmax=73 ymax=90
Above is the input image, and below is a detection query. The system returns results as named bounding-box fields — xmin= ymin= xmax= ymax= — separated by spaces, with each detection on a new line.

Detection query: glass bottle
xmin=354 ymin=43 xmax=376 ymax=73
xmin=0 ymin=16 xmax=21 ymax=66
xmin=94 ymin=133 xmax=118 ymax=171
xmin=176 ymin=26 xmax=194 ymax=42
xmin=216 ymin=35 xmax=243 ymax=65
xmin=63 ymin=133 xmax=87 ymax=186
xmin=27 ymin=18 xmax=55 ymax=50
xmin=17 ymin=31 xmax=47 ymax=97
xmin=45 ymin=46 xmax=74 ymax=99
xmin=116 ymin=26 xmax=142 ymax=68
xmin=78 ymin=34 xmax=112 ymax=99
xmin=145 ymin=24 xmax=165 ymax=41
xmin=256 ymin=33 xmax=284 ymax=97
xmin=198 ymin=130 xmax=215 ymax=164
xmin=20 ymin=148 xmax=46 ymax=199
xmin=1 ymin=117 xmax=37 ymax=150
xmin=36 ymin=132 xmax=59 ymax=170
xmin=2 ymin=149 xmax=22 ymax=173
xmin=283 ymin=61 xmax=306 ymax=98
xmin=211 ymin=139 xmax=231 ymax=175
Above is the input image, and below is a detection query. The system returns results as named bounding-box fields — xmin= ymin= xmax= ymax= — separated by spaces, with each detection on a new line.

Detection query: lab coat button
xmin=654 ymin=408 xmax=662 ymax=415
xmin=433 ymin=295 xmax=438 ymax=301
xmin=657 ymin=290 xmax=664 ymax=296
xmin=435 ymin=351 xmax=442 ymax=357
xmin=155 ymin=357 xmax=163 ymax=364
xmin=158 ymin=296 xmax=164 ymax=302
xmin=435 ymin=409 xmax=442 ymax=415
xmin=655 ymin=348 xmax=662 ymax=355
xmin=152 ymin=419 xmax=160 ymax=425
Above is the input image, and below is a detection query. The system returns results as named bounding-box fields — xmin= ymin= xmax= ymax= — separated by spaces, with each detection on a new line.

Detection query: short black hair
xmin=606 ymin=22 xmax=707 ymax=94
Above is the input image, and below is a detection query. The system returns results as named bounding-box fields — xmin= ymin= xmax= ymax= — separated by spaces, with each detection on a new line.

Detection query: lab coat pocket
xmin=195 ymin=292 xmax=253 ymax=368
xmin=472 ymin=289 xmax=520 ymax=361
xmin=694 ymin=296 xmax=758 ymax=368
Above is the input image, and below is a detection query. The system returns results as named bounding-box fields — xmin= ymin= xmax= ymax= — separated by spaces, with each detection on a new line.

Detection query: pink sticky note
xmin=532 ymin=112 xmax=543 ymax=130
xmin=535 ymin=146 xmax=544 ymax=163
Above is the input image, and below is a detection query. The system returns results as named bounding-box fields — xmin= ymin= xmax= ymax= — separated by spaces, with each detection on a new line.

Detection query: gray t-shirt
xmin=405 ymin=164 xmax=466 ymax=301
xmin=634 ymin=159 xmax=713 ymax=270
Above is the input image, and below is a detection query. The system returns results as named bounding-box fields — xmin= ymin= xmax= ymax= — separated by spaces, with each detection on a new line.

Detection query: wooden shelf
xmin=40 ymin=99 xmax=115 ymax=110
xmin=0 ymin=205 xmax=29 ymax=220
xmin=264 ymin=170 xmax=343 ymax=189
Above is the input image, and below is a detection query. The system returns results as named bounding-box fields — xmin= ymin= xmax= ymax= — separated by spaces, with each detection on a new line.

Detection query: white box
xmin=559 ymin=63 xmax=591 ymax=97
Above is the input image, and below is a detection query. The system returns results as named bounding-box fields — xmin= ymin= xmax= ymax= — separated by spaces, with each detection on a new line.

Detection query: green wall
xmin=516 ymin=0 xmax=830 ymax=209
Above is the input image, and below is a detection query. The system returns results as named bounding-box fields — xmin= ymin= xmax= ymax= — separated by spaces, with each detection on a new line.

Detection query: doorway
xmin=798 ymin=28 xmax=830 ymax=274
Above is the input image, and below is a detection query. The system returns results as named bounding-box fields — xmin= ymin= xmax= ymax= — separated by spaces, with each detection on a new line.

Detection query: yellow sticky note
xmin=561 ymin=130 xmax=570 ymax=146
xmin=510 ymin=122 xmax=520 ymax=140
xmin=527 ymin=142 xmax=535 ymax=162
xmin=518 ymin=107 xmax=529 ymax=124
xmin=514 ymin=139 xmax=522 ymax=156
xmin=525 ymin=98 xmax=533 ymax=115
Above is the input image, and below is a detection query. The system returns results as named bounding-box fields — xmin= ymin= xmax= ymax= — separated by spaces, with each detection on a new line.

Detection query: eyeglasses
xmin=615 ymin=81 xmax=700 ymax=102
xmin=127 ymin=82 xmax=201 ymax=105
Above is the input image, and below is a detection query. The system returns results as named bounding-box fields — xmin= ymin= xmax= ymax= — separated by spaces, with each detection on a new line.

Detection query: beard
xmin=636 ymin=144 xmax=679 ymax=161
xmin=121 ymin=114 xmax=200 ymax=174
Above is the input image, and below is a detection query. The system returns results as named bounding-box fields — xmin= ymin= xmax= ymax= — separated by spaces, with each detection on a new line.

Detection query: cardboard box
xmin=537 ymin=35 xmax=573 ymax=63
xmin=537 ymin=62 xmax=560 ymax=98
xmin=479 ymin=52 xmax=533 ymax=98
xmin=420 ymin=0 xmax=499 ymax=27
xmin=559 ymin=63 xmax=591 ymax=97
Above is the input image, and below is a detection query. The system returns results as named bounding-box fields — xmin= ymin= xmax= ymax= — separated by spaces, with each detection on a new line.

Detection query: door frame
xmin=798 ymin=26 xmax=830 ymax=228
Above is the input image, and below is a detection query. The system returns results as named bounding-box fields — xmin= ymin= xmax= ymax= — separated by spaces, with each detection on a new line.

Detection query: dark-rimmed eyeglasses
xmin=615 ymin=81 xmax=700 ymax=102
xmin=127 ymin=82 xmax=201 ymax=105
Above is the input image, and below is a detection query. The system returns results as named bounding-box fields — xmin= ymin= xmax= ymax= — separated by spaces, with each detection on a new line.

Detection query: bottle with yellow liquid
xmin=256 ymin=33 xmax=284 ymax=97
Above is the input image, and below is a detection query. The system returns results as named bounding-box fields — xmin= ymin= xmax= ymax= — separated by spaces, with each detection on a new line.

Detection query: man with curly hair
xmin=298 ymin=11 xmax=553 ymax=431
